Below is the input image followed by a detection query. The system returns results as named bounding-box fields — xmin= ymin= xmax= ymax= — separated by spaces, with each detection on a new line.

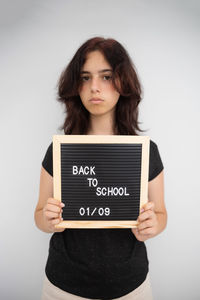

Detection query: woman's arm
xmin=34 ymin=166 xmax=65 ymax=233
xmin=132 ymin=170 xmax=167 ymax=241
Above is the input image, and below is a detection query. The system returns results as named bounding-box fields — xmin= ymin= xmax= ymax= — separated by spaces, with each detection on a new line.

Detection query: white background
xmin=1 ymin=1 xmax=199 ymax=299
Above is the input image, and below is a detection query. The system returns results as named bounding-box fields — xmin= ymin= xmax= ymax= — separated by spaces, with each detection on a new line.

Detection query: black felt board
xmin=60 ymin=143 xmax=142 ymax=221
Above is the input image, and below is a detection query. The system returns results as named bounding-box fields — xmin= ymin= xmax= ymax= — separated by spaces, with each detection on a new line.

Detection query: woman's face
xmin=79 ymin=50 xmax=120 ymax=117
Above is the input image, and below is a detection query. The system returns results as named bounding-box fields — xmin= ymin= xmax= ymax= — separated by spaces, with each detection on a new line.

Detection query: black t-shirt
xmin=42 ymin=139 xmax=164 ymax=300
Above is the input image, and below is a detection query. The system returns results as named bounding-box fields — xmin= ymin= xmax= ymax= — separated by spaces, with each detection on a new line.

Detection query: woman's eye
xmin=81 ymin=76 xmax=90 ymax=81
xmin=103 ymin=75 xmax=112 ymax=81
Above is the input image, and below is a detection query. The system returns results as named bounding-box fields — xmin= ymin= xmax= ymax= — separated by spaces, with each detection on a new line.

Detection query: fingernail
xmin=140 ymin=208 xmax=144 ymax=213
xmin=60 ymin=203 xmax=65 ymax=207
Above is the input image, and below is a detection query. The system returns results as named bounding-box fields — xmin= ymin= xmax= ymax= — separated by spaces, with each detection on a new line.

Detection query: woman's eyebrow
xmin=80 ymin=69 xmax=113 ymax=74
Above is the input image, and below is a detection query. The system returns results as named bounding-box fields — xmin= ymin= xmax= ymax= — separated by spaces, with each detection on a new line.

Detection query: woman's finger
xmin=51 ymin=218 xmax=63 ymax=225
xmin=44 ymin=211 xmax=61 ymax=220
xmin=143 ymin=201 xmax=154 ymax=211
xmin=137 ymin=219 xmax=153 ymax=231
xmin=138 ymin=210 xmax=154 ymax=222
xmin=44 ymin=204 xmax=61 ymax=213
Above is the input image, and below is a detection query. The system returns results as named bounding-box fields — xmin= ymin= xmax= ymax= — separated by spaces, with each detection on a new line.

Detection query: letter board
xmin=53 ymin=135 xmax=150 ymax=228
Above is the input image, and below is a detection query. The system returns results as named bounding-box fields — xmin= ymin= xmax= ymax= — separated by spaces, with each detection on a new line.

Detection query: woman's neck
xmin=87 ymin=112 xmax=116 ymax=135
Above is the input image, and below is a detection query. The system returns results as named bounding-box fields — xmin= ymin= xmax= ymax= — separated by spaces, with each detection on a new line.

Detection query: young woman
xmin=35 ymin=37 xmax=167 ymax=300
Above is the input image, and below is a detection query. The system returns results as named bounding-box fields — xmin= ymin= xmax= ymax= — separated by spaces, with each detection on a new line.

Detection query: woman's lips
xmin=89 ymin=98 xmax=104 ymax=103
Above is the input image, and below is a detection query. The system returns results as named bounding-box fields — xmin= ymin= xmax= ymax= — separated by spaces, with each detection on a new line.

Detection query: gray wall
xmin=1 ymin=1 xmax=199 ymax=299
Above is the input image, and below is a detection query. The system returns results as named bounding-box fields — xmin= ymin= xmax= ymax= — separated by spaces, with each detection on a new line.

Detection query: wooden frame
xmin=53 ymin=135 xmax=150 ymax=229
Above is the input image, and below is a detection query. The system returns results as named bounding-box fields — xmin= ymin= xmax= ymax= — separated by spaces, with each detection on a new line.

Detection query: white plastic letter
xmin=73 ymin=166 xmax=78 ymax=175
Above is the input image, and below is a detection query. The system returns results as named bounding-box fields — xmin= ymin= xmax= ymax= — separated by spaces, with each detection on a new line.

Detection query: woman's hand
xmin=132 ymin=171 xmax=167 ymax=242
xmin=132 ymin=202 xmax=158 ymax=242
xmin=42 ymin=198 xmax=65 ymax=233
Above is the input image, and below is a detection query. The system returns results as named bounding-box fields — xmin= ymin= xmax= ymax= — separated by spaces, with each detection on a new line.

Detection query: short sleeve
xmin=42 ymin=142 xmax=53 ymax=177
xmin=148 ymin=140 xmax=164 ymax=181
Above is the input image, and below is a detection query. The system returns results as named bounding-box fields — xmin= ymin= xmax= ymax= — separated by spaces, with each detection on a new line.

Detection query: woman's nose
xmin=90 ymin=77 xmax=100 ymax=93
